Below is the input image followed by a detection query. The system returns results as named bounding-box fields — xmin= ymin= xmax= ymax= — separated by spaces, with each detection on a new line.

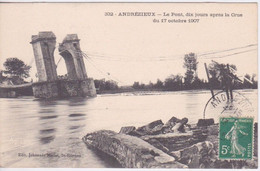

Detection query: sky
xmin=0 ymin=3 xmax=257 ymax=85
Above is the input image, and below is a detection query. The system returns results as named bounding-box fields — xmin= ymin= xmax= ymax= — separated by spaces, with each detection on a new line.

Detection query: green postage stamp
xmin=219 ymin=117 xmax=254 ymax=160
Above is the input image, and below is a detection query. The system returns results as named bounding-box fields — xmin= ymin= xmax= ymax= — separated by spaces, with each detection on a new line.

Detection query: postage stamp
xmin=219 ymin=117 xmax=254 ymax=160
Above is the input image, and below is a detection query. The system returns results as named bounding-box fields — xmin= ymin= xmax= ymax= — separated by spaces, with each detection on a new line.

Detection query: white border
xmin=0 ymin=0 xmax=258 ymax=2
xmin=0 ymin=1 xmax=258 ymax=171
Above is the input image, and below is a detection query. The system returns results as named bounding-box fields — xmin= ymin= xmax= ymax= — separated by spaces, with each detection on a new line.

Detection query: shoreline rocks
xmin=82 ymin=116 xmax=258 ymax=168
xmin=82 ymin=130 xmax=187 ymax=168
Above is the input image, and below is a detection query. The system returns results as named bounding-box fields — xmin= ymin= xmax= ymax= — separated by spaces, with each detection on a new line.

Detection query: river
xmin=0 ymin=89 xmax=257 ymax=167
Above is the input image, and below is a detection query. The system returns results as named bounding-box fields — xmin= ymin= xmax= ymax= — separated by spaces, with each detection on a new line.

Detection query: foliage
xmin=208 ymin=61 xmax=238 ymax=89
xmin=131 ymin=74 xmax=207 ymax=91
xmin=129 ymin=60 xmax=257 ymax=92
xmin=3 ymin=57 xmax=31 ymax=79
xmin=183 ymin=53 xmax=198 ymax=86
xmin=208 ymin=61 xmax=257 ymax=89
xmin=154 ymin=79 xmax=163 ymax=89
xmin=94 ymin=54 xmax=258 ymax=93
xmin=0 ymin=70 xmax=5 ymax=83
xmin=164 ymin=74 xmax=183 ymax=90
xmin=94 ymin=79 xmax=119 ymax=91
xmin=93 ymin=58 xmax=258 ymax=93
xmin=243 ymin=74 xmax=252 ymax=89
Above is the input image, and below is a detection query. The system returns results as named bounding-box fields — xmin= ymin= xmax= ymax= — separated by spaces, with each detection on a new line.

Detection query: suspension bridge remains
xmin=31 ymin=31 xmax=96 ymax=98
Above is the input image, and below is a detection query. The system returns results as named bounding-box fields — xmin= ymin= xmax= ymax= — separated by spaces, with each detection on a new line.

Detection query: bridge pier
xmin=30 ymin=32 xmax=96 ymax=99
xmin=32 ymin=79 xmax=96 ymax=99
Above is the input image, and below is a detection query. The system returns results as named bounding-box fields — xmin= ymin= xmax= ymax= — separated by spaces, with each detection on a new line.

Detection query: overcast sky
xmin=0 ymin=3 xmax=257 ymax=85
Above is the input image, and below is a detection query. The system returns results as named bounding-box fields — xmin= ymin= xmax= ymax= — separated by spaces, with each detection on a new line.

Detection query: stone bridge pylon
xmin=30 ymin=31 xmax=96 ymax=99
xmin=31 ymin=32 xmax=58 ymax=82
xmin=58 ymin=34 xmax=88 ymax=80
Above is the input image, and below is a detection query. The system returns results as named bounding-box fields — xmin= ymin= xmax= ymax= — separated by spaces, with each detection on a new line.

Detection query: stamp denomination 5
xmin=219 ymin=117 xmax=253 ymax=160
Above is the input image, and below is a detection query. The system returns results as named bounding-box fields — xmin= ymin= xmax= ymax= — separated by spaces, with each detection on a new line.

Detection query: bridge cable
xmin=56 ymin=56 xmax=63 ymax=68
xmin=78 ymin=50 xmax=126 ymax=85
xmin=83 ymin=43 xmax=257 ymax=62
xmin=83 ymin=53 xmax=124 ymax=84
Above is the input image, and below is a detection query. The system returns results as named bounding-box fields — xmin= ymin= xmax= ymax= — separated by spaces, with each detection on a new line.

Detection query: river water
xmin=0 ymin=89 xmax=257 ymax=167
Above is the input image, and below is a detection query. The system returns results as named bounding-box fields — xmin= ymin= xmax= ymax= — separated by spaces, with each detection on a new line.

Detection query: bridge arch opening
xmin=59 ymin=50 xmax=77 ymax=80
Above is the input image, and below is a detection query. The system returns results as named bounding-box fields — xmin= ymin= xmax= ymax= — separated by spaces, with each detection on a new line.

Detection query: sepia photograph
xmin=0 ymin=2 xmax=258 ymax=169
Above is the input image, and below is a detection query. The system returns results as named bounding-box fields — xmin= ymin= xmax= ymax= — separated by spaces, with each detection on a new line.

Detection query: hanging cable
xmin=79 ymin=50 xmax=126 ymax=85
xmin=82 ymin=43 xmax=257 ymax=62
xmin=198 ymin=44 xmax=257 ymax=57
xmin=56 ymin=56 xmax=63 ymax=68
xmin=203 ymin=48 xmax=257 ymax=59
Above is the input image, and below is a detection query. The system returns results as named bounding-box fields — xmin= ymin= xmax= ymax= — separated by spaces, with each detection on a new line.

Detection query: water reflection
xmin=40 ymin=115 xmax=58 ymax=120
xmin=68 ymin=113 xmax=86 ymax=134
xmin=67 ymin=98 xmax=88 ymax=135
xmin=69 ymin=113 xmax=86 ymax=117
xmin=37 ymin=100 xmax=58 ymax=145
xmin=68 ymin=97 xmax=88 ymax=106
xmin=39 ymin=128 xmax=56 ymax=134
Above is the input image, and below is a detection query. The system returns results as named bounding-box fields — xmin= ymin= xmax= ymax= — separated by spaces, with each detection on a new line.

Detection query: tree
xmin=243 ymin=74 xmax=251 ymax=88
xmin=147 ymin=81 xmax=154 ymax=90
xmin=94 ymin=79 xmax=118 ymax=91
xmin=183 ymin=53 xmax=198 ymax=86
xmin=184 ymin=70 xmax=194 ymax=87
xmin=3 ymin=58 xmax=31 ymax=79
xmin=139 ymin=83 xmax=145 ymax=89
xmin=154 ymin=79 xmax=164 ymax=89
xmin=164 ymin=74 xmax=183 ymax=90
xmin=191 ymin=77 xmax=206 ymax=89
xmin=208 ymin=61 xmax=239 ymax=89
xmin=208 ymin=62 xmax=220 ymax=88
xmin=0 ymin=70 xmax=6 ymax=83
xmin=105 ymin=80 xmax=119 ymax=90
xmin=133 ymin=81 xmax=140 ymax=89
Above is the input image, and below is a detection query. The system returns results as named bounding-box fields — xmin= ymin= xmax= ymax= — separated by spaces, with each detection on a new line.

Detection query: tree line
xmin=0 ymin=55 xmax=258 ymax=92
xmin=131 ymin=53 xmax=257 ymax=91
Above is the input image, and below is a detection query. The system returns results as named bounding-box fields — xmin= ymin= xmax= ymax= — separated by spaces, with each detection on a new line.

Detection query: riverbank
xmin=83 ymin=116 xmax=258 ymax=168
xmin=97 ymin=88 xmax=257 ymax=95
xmin=0 ymin=83 xmax=33 ymax=98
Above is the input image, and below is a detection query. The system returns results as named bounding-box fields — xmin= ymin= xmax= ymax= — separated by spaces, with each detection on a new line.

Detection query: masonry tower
xmin=59 ymin=34 xmax=88 ymax=80
xmin=30 ymin=32 xmax=58 ymax=82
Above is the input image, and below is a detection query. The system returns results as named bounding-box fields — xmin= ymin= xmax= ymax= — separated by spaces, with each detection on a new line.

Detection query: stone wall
xmin=0 ymin=89 xmax=17 ymax=98
xmin=32 ymin=79 xmax=96 ymax=99
xmin=57 ymin=79 xmax=96 ymax=98
xmin=80 ymin=78 xmax=96 ymax=97
xmin=32 ymin=81 xmax=59 ymax=99
xmin=0 ymin=85 xmax=33 ymax=98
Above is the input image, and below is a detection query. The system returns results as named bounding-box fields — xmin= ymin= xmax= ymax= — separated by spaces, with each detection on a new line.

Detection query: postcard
xmin=0 ymin=2 xmax=258 ymax=169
